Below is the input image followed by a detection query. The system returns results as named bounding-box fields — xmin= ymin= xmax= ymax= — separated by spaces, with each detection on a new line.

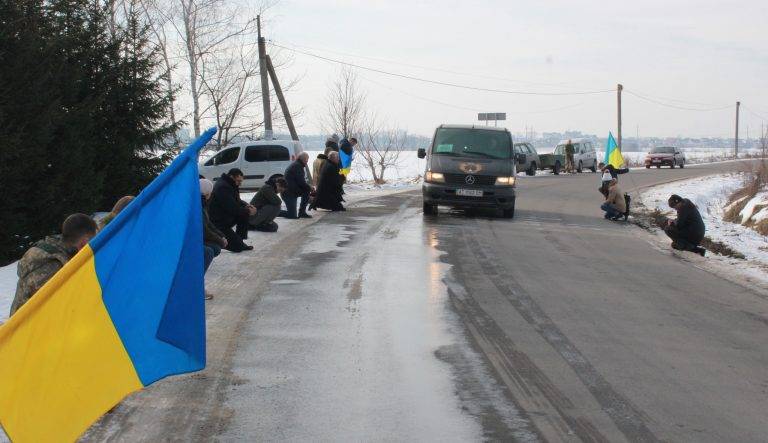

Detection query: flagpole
xmin=617 ymin=84 xmax=623 ymax=150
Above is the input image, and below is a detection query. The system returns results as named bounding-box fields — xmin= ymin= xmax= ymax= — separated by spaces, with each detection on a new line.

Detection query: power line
xmin=359 ymin=73 xmax=593 ymax=115
xmin=270 ymin=42 xmax=614 ymax=97
xmin=270 ymin=40 xmax=591 ymax=90
xmin=624 ymin=89 xmax=732 ymax=112
xmin=622 ymin=89 xmax=726 ymax=107
xmin=357 ymin=74 xmax=483 ymax=112
xmin=742 ymin=105 xmax=767 ymax=121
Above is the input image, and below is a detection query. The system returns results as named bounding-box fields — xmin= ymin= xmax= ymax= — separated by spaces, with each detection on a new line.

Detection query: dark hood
xmin=428 ymin=155 xmax=513 ymax=177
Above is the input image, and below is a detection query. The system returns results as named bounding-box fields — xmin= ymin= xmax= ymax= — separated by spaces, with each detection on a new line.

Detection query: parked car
xmin=556 ymin=138 xmax=598 ymax=172
xmin=645 ymin=146 xmax=685 ymax=168
xmin=513 ymin=142 xmax=540 ymax=176
xmin=418 ymin=125 xmax=516 ymax=218
xmin=199 ymin=139 xmax=305 ymax=190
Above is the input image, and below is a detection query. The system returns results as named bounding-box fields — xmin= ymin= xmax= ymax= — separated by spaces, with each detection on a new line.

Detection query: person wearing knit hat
xmin=200 ymin=178 xmax=214 ymax=196
xmin=200 ymin=178 xmax=227 ymax=300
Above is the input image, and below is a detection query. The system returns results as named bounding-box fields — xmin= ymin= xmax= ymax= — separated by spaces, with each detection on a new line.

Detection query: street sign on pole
xmin=478 ymin=113 xmax=506 ymax=127
xmin=478 ymin=113 xmax=506 ymax=121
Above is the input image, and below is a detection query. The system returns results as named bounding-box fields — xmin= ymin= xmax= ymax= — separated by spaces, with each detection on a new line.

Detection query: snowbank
xmin=640 ymin=173 xmax=768 ymax=284
xmin=737 ymin=191 xmax=768 ymax=224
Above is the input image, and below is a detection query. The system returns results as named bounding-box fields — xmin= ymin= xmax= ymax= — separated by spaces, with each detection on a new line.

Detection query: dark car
xmin=418 ymin=125 xmax=516 ymax=218
xmin=645 ymin=146 xmax=685 ymax=168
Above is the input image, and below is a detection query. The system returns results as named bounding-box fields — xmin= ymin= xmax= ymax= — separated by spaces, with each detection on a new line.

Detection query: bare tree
xmin=200 ymin=45 xmax=264 ymax=147
xmin=167 ymin=0 xmax=268 ymax=137
xmin=356 ymin=115 xmax=407 ymax=184
xmin=323 ymin=66 xmax=365 ymax=139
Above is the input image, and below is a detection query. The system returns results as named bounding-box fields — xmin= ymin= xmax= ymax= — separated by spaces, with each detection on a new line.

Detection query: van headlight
xmin=426 ymin=171 xmax=445 ymax=183
xmin=495 ymin=176 xmax=516 ymax=186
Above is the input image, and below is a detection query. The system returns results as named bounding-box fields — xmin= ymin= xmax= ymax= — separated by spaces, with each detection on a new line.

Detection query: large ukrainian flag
xmin=0 ymin=128 xmax=217 ymax=442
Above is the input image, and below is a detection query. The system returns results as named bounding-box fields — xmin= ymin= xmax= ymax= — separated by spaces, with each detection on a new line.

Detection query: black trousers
xmin=215 ymin=216 xmax=249 ymax=251
xmin=664 ymin=226 xmax=701 ymax=251
xmin=249 ymin=204 xmax=280 ymax=228
xmin=282 ymin=192 xmax=309 ymax=218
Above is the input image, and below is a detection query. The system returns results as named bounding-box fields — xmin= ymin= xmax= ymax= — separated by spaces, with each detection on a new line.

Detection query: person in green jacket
xmin=564 ymin=139 xmax=575 ymax=174
xmin=10 ymin=214 xmax=97 ymax=316
xmin=249 ymin=174 xmax=287 ymax=232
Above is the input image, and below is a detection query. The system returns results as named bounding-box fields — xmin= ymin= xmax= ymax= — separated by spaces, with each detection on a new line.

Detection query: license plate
xmin=457 ymin=189 xmax=483 ymax=197
xmin=652 ymin=160 xmax=661 ymax=163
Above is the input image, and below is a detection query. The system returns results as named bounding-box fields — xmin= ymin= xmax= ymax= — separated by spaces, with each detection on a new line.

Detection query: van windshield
xmin=432 ymin=128 xmax=511 ymax=159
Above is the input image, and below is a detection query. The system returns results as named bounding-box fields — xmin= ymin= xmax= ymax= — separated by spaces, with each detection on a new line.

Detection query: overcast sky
xmin=264 ymin=0 xmax=767 ymax=138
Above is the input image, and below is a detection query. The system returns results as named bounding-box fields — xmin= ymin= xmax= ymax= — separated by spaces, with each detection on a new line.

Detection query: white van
xmin=199 ymin=139 xmax=304 ymax=191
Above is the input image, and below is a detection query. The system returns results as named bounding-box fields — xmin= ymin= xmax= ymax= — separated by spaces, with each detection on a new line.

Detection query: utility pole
xmin=735 ymin=101 xmax=740 ymax=158
xmin=266 ymin=55 xmax=298 ymax=141
xmin=617 ymin=84 xmax=623 ymax=149
xmin=257 ymin=15 xmax=273 ymax=139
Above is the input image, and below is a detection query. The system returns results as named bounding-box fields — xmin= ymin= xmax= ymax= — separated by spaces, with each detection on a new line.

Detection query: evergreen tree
xmin=0 ymin=0 xmax=178 ymax=265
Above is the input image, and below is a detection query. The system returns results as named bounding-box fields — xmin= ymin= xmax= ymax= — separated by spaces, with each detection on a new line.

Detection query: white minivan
xmin=199 ymin=139 xmax=304 ymax=191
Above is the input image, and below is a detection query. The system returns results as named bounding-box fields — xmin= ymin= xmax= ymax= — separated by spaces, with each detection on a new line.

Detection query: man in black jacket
xmin=250 ymin=175 xmax=286 ymax=232
xmin=664 ymin=194 xmax=706 ymax=256
xmin=282 ymin=153 xmax=313 ymax=219
xmin=208 ymin=168 xmax=256 ymax=252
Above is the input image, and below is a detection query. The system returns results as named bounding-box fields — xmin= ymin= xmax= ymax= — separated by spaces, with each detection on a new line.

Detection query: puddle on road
xmin=220 ymin=202 xmax=538 ymax=442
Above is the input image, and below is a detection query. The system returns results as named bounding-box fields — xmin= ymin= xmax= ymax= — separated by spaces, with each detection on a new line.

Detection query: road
xmin=85 ymin=161 xmax=768 ymax=442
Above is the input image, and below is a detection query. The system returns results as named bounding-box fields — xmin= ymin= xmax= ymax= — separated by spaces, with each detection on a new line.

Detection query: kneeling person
xmin=664 ymin=194 xmax=706 ymax=256
xmin=250 ymin=175 xmax=287 ymax=232
xmin=10 ymin=213 xmax=98 ymax=316
xmin=600 ymin=179 xmax=626 ymax=220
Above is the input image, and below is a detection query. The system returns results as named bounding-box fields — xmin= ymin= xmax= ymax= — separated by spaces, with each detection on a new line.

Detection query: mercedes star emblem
xmin=465 ymin=175 xmax=476 ymax=185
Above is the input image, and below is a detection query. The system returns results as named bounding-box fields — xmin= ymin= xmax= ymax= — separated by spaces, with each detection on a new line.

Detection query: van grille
xmin=443 ymin=173 xmax=496 ymax=186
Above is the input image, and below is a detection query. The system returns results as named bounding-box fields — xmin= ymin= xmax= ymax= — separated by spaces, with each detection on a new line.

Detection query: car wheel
xmin=423 ymin=202 xmax=437 ymax=216
xmin=526 ymin=162 xmax=536 ymax=176
xmin=577 ymin=160 xmax=583 ymax=173
xmin=645 ymin=165 xmax=651 ymax=169
xmin=590 ymin=161 xmax=597 ymax=172
xmin=553 ymin=162 xmax=561 ymax=175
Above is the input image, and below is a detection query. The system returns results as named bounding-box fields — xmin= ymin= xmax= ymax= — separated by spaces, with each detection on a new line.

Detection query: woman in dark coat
xmin=311 ymin=151 xmax=345 ymax=211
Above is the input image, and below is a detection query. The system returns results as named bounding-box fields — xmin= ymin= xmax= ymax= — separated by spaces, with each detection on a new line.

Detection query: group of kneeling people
xmin=199 ymin=147 xmax=349 ymax=297
xmin=598 ymin=163 xmax=706 ymax=256
xmin=9 ymin=143 xmax=352 ymax=311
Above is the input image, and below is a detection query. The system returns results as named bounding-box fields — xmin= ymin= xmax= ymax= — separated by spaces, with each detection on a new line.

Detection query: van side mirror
xmin=417 ymin=148 xmax=426 ymax=159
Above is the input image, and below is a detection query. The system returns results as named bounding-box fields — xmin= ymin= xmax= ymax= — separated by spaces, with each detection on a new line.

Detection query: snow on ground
xmin=0 ymin=263 xmax=17 ymax=324
xmin=640 ymin=173 xmax=768 ymax=285
xmin=737 ymin=191 xmax=768 ymax=224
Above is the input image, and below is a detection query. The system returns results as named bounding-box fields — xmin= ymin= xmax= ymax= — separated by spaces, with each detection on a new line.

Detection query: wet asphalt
xmin=85 ymin=160 xmax=768 ymax=442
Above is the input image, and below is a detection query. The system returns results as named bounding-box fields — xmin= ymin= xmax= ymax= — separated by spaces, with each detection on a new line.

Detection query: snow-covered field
xmin=640 ymin=173 xmax=768 ymax=285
